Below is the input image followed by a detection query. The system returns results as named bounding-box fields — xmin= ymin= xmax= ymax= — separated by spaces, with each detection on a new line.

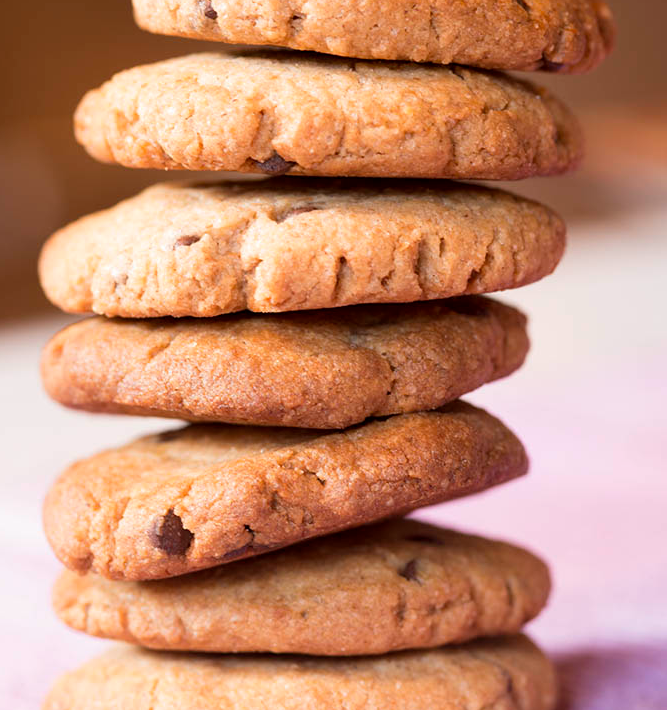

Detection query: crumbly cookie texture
xmin=133 ymin=0 xmax=614 ymax=74
xmin=43 ymin=401 xmax=528 ymax=580
xmin=39 ymin=179 xmax=565 ymax=317
xmin=74 ymin=53 xmax=583 ymax=179
xmin=41 ymin=296 xmax=529 ymax=428
xmin=54 ymin=519 xmax=550 ymax=655
xmin=43 ymin=635 xmax=557 ymax=710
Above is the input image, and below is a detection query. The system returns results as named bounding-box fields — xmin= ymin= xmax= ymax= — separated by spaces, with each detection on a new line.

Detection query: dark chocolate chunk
xmin=203 ymin=1 xmax=218 ymax=20
xmin=149 ymin=509 xmax=194 ymax=555
xmin=399 ymin=558 xmax=420 ymax=582
xmin=274 ymin=204 xmax=322 ymax=223
xmin=173 ymin=234 xmax=201 ymax=248
xmin=514 ymin=0 xmax=530 ymax=11
xmin=251 ymin=153 xmax=296 ymax=176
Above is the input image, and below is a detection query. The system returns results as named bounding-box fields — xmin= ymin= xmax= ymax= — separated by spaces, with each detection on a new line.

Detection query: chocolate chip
xmin=251 ymin=153 xmax=296 ymax=176
xmin=399 ymin=559 xmax=420 ymax=582
xmin=514 ymin=0 xmax=529 ymax=11
xmin=203 ymin=1 xmax=218 ymax=20
xmin=173 ymin=234 xmax=201 ymax=248
xmin=274 ymin=204 xmax=322 ymax=223
xmin=149 ymin=509 xmax=194 ymax=555
xmin=405 ymin=534 xmax=444 ymax=545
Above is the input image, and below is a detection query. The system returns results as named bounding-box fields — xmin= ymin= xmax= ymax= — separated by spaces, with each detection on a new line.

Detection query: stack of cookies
xmin=39 ymin=1 xmax=614 ymax=707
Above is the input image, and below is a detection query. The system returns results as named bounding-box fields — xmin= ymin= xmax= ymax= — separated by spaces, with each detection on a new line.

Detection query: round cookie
xmin=74 ymin=52 xmax=583 ymax=179
xmin=41 ymin=297 xmax=529 ymax=429
xmin=43 ymin=635 xmax=557 ymax=710
xmin=39 ymin=179 xmax=565 ymax=318
xmin=53 ymin=519 xmax=550 ymax=655
xmin=43 ymin=401 xmax=528 ymax=580
xmin=133 ymin=0 xmax=614 ymax=74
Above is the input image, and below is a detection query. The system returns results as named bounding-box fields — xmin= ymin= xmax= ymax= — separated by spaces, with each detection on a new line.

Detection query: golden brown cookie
xmin=41 ymin=297 xmax=528 ymax=429
xmin=133 ymin=0 xmax=614 ymax=74
xmin=43 ymin=401 xmax=528 ymax=580
xmin=74 ymin=53 xmax=583 ymax=179
xmin=53 ymin=519 xmax=550 ymax=655
xmin=43 ymin=635 xmax=557 ymax=710
xmin=39 ymin=179 xmax=565 ymax=317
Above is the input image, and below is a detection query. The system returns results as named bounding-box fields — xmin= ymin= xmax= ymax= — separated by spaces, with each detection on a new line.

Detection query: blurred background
xmin=1 ymin=1 xmax=666 ymax=708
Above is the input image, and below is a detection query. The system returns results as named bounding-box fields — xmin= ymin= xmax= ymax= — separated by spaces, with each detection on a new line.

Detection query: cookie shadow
xmin=554 ymin=642 xmax=667 ymax=710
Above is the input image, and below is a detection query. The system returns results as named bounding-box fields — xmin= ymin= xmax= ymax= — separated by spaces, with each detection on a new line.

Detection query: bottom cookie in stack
xmin=45 ymin=521 xmax=556 ymax=709
xmin=44 ymin=636 xmax=556 ymax=710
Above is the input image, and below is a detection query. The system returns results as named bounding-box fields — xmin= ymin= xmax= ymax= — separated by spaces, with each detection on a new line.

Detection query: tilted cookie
xmin=39 ymin=179 xmax=565 ymax=317
xmin=43 ymin=401 xmax=528 ymax=580
xmin=42 ymin=297 xmax=528 ymax=428
xmin=54 ymin=519 xmax=550 ymax=655
xmin=43 ymin=635 xmax=557 ymax=710
xmin=74 ymin=53 xmax=583 ymax=179
xmin=133 ymin=0 xmax=614 ymax=74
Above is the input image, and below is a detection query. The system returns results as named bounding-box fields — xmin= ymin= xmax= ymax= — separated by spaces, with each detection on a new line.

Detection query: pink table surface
xmin=2 ymin=193 xmax=666 ymax=707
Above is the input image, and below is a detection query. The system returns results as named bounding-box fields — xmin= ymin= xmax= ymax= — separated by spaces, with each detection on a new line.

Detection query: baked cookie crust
xmin=43 ymin=402 xmax=528 ymax=580
xmin=39 ymin=180 xmax=565 ymax=317
xmin=74 ymin=53 xmax=583 ymax=179
xmin=44 ymin=635 xmax=557 ymax=710
xmin=133 ymin=0 xmax=614 ymax=74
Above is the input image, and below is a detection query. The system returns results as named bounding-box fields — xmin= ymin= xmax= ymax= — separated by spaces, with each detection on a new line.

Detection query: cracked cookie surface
xmin=53 ymin=519 xmax=550 ymax=655
xmin=133 ymin=0 xmax=614 ymax=74
xmin=74 ymin=52 xmax=583 ymax=179
xmin=43 ymin=401 xmax=528 ymax=580
xmin=41 ymin=296 xmax=528 ymax=428
xmin=43 ymin=634 xmax=557 ymax=710
xmin=39 ymin=179 xmax=565 ymax=317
